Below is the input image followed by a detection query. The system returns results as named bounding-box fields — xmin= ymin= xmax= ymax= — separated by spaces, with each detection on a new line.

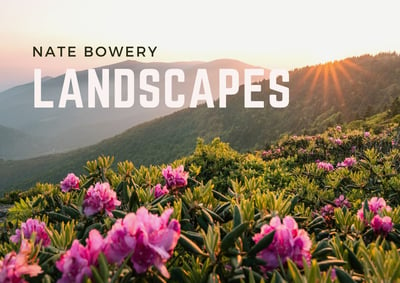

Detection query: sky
xmin=1 ymin=0 xmax=400 ymax=92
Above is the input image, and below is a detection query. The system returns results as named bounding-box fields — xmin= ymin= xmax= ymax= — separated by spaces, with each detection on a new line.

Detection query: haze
xmin=1 ymin=0 xmax=400 ymax=91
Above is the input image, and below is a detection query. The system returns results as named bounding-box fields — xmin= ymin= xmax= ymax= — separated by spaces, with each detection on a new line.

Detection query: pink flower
xmin=368 ymin=197 xmax=391 ymax=214
xmin=317 ymin=161 xmax=334 ymax=171
xmin=0 ymin=239 xmax=42 ymax=282
xmin=152 ymin=184 xmax=169 ymax=198
xmin=252 ymin=216 xmax=311 ymax=271
xmin=104 ymin=208 xmax=180 ymax=278
xmin=56 ymin=230 xmax=103 ymax=283
xmin=162 ymin=165 xmax=189 ymax=189
xmin=357 ymin=197 xmax=392 ymax=221
xmin=334 ymin=195 xmax=351 ymax=209
xmin=364 ymin=131 xmax=370 ymax=138
xmin=336 ymin=125 xmax=342 ymax=132
xmin=60 ymin=173 xmax=80 ymax=192
xmin=130 ymin=208 xmax=180 ymax=278
xmin=381 ymin=216 xmax=393 ymax=233
xmin=104 ymin=217 xmax=136 ymax=264
xmin=371 ymin=215 xmax=393 ymax=234
xmin=10 ymin=218 xmax=51 ymax=247
xmin=337 ymin=157 xmax=357 ymax=168
xmin=83 ymin=182 xmax=121 ymax=217
xmin=335 ymin=138 xmax=343 ymax=145
xmin=320 ymin=204 xmax=334 ymax=217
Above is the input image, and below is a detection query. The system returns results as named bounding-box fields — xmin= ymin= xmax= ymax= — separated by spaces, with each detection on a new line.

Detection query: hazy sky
xmin=1 ymin=0 xmax=399 ymax=91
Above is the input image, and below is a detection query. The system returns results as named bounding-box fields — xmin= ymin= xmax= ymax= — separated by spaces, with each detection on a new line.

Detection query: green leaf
xmin=91 ymin=266 xmax=104 ymax=283
xmin=48 ymin=212 xmax=71 ymax=223
xmin=233 ymin=204 xmax=242 ymax=228
xmin=287 ymin=260 xmax=303 ymax=283
xmin=98 ymin=253 xmax=109 ymax=282
xmin=112 ymin=209 xmax=127 ymax=219
xmin=343 ymin=244 xmax=363 ymax=274
xmin=212 ymin=189 xmax=230 ymax=202
xmin=248 ymin=230 xmax=275 ymax=257
xmin=335 ymin=268 xmax=356 ymax=283
xmin=63 ymin=205 xmax=81 ymax=219
xmin=220 ymin=222 xmax=249 ymax=252
xmin=181 ymin=230 xmax=204 ymax=245
xmin=270 ymin=271 xmax=287 ymax=283
xmin=318 ymin=259 xmax=346 ymax=270
xmin=178 ymin=234 xmax=208 ymax=256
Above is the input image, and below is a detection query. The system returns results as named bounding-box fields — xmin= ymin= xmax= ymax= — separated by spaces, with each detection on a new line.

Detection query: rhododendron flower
xmin=317 ymin=161 xmax=334 ymax=171
xmin=162 ymin=165 xmax=189 ymax=189
xmin=60 ymin=173 xmax=80 ymax=192
xmin=83 ymin=182 xmax=121 ymax=217
xmin=104 ymin=217 xmax=135 ymax=264
xmin=357 ymin=197 xmax=392 ymax=233
xmin=320 ymin=204 xmax=334 ymax=217
xmin=371 ymin=215 xmax=393 ymax=234
xmin=252 ymin=216 xmax=311 ymax=271
xmin=0 ymin=239 xmax=42 ymax=282
xmin=334 ymin=195 xmax=351 ymax=209
xmin=56 ymin=230 xmax=103 ymax=283
xmin=357 ymin=197 xmax=392 ymax=221
xmin=104 ymin=207 xmax=180 ymax=278
xmin=335 ymin=138 xmax=343 ymax=145
xmin=152 ymin=184 xmax=169 ymax=198
xmin=337 ymin=157 xmax=357 ymax=168
xmin=11 ymin=218 xmax=51 ymax=247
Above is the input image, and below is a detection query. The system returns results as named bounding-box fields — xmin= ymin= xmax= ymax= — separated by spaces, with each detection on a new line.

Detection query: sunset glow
xmin=1 ymin=0 xmax=400 ymax=91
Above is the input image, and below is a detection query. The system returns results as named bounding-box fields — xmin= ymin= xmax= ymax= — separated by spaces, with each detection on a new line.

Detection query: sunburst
xmin=298 ymin=57 xmax=370 ymax=107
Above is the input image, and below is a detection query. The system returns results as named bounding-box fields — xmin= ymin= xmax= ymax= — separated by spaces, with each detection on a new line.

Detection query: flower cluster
xmin=337 ymin=157 xmax=357 ymax=168
xmin=162 ymin=165 xmax=189 ymax=189
xmin=357 ymin=197 xmax=392 ymax=220
xmin=10 ymin=218 xmax=51 ymax=247
xmin=0 ymin=239 xmax=42 ymax=282
xmin=56 ymin=230 xmax=103 ymax=283
xmin=83 ymin=182 xmax=121 ymax=217
xmin=334 ymin=195 xmax=351 ymax=209
xmin=152 ymin=183 xmax=169 ymax=198
xmin=104 ymin=207 xmax=180 ymax=278
xmin=370 ymin=215 xmax=393 ymax=234
xmin=252 ymin=216 xmax=311 ymax=271
xmin=60 ymin=173 xmax=80 ymax=192
xmin=357 ymin=197 xmax=393 ymax=234
xmin=56 ymin=207 xmax=180 ymax=282
xmin=317 ymin=161 xmax=334 ymax=171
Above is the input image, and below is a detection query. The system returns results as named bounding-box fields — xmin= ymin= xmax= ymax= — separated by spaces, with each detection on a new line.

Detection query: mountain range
xmin=0 ymin=59 xmax=267 ymax=159
xmin=0 ymin=52 xmax=399 ymax=192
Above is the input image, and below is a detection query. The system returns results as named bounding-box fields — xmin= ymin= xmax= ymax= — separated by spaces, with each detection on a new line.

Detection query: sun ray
xmin=308 ymin=66 xmax=322 ymax=99
xmin=329 ymin=63 xmax=344 ymax=106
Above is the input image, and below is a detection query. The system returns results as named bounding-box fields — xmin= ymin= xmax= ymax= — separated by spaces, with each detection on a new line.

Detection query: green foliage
xmin=1 ymin=116 xmax=400 ymax=282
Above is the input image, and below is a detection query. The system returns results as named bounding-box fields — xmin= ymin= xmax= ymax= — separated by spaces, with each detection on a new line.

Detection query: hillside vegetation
xmin=0 ymin=52 xmax=399 ymax=192
xmin=1 ymin=112 xmax=400 ymax=282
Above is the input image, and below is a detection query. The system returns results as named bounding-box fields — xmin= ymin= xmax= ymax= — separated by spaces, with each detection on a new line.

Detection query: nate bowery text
xmin=33 ymin=46 xmax=157 ymax=57
xmin=34 ymin=68 xmax=289 ymax=108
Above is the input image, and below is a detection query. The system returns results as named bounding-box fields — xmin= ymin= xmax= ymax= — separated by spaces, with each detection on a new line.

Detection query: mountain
xmin=0 ymin=52 xmax=400 ymax=192
xmin=0 ymin=125 xmax=42 ymax=159
xmin=0 ymin=59 xmax=268 ymax=159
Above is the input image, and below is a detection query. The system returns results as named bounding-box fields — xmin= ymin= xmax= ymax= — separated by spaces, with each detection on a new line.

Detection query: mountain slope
xmin=0 ymin=125 xmax=42 ymax=159
xmin=0 ymin=59 xmax=268 ymax=159
xmin=1 ymin=52 xmax=400 ymax=192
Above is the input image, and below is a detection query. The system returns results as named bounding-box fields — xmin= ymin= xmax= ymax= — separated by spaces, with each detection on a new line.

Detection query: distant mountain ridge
xmin=0 ymin=59 xmax=268 ymax=159
xmin=0 ymin=52 xmax=399 ymax=192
